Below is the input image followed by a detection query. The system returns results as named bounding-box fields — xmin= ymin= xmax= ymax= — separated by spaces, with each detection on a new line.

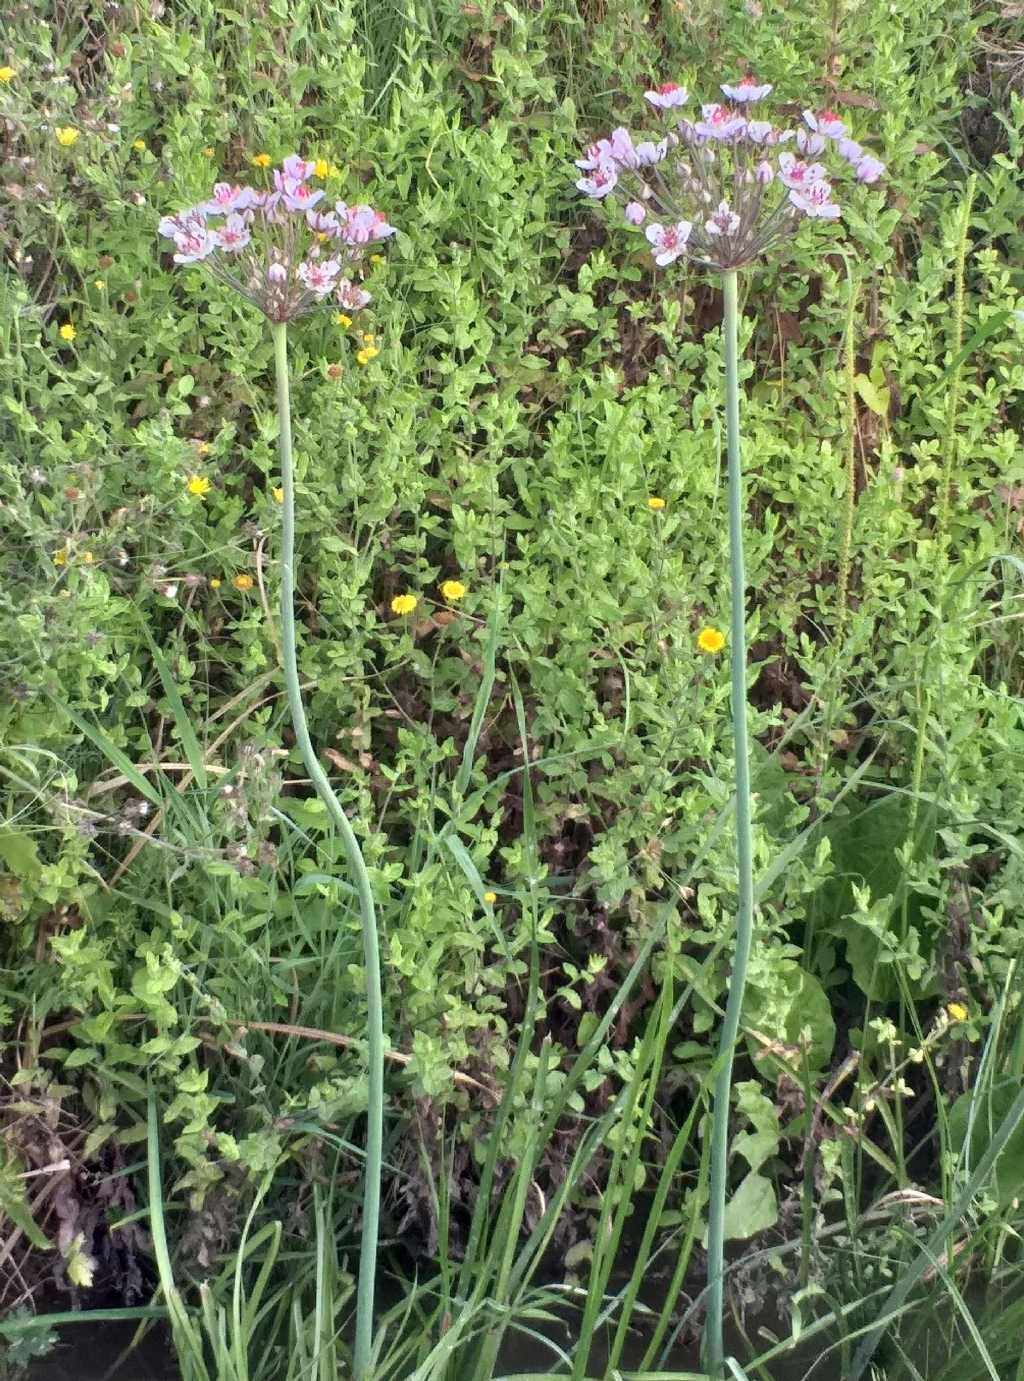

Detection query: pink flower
xmin=339 ymin=204 xmax=396 ymax=244
xmin=216 ymin=213 xmax=251 ymax=252
xmin=298 ymin=257 xmax=341 ymax=296
xmin=279 ymin=154 xmax=316 ymax=183
xmin=644 ymin=81 xmax=688 ymax=109
xmin=854 ymin=154 xmax=885 ymax=184
xmin=803 ymin=109 xmax=847 ymax=139
xmin=796 ymin=129 xmax=826 ymax=156
xmin=778 ymin=153 xmax=826 ymax=189
xmin=695 ymin=104 xmax=747 ymax=140
xmin=721 ymin=76 xmax=773 ymax=102
xmin=575 ymin=137 xmax=615 ymax=170
xmin=336 ymin=278 xmax=372 ymax=311
xmin=202 ymin=182 xmax=258 ymax=216
xmin=610 ymin=127 xmax=640 ymax=168
xmin=159 ymin=208 xmax=206 ymax=240
xmin=645 ymin=219 xmax=692 ymax=265
xmin=267 ymin=262 xmax=287 ymax=283
xmin=576 ymin=163 xmax=618 ymax=198
xmin=635 ymin=139 xmax=669 ymax=166
xmin=837 ymin=137 xmax=864 ymax=163
xmin=755 ymin=160 xmax=774 ymax=184
xmin=789 ymin=181 xmax=840 ymax=219
xmin=307 ymin=209 xmax=341 ymax=236
xmin=280 ymin=179 xmax=325 ymax=213
xmin=745 ymin=120 xmax=775 ymax=144
xmin=705 ymin=200 xmax=741 ymax=236
xmin=625 ymin=201 xmax=646 ymax=225
xmin=172 ymin=227 xmax=216 ymax=263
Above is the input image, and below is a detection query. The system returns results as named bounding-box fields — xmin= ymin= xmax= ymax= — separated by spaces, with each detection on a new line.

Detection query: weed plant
xmin=2 ymin=0 xmax=1024 ymax=1377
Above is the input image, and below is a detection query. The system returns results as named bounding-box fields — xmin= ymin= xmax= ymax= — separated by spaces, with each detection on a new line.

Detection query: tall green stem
xmin=704 ymin=270 xmax=755 ymax=1379
xmin=272 ymin=322 xmax=384 ymax=1381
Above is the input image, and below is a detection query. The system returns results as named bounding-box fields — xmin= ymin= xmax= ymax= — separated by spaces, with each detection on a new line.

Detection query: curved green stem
xmin=272 ymin=322 xmax=384 ymax=1381
xmin=703 ymin=270 xmax=755 ymax=1379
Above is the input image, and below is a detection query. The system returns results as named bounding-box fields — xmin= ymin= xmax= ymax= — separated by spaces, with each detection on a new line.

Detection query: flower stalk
xmin=703 ymin=269 xmax=756 ymax=1379
xmin=272 ymin=322 xmax=385 ymax=1381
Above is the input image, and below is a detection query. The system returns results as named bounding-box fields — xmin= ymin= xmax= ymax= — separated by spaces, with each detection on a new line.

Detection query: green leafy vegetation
xmin=2 ymin=0 xmax=1024 ymax=1376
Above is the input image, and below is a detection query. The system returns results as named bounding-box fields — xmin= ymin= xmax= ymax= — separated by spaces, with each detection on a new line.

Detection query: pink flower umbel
xmin=572 ymin=79 xmax=885 ymax=271
xmin=158 ymin=153 xmax=394 ymax=322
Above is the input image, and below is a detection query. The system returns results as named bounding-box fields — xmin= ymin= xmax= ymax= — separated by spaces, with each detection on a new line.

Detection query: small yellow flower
xmin=81 ymin=550 xmax=95 ymax=564
xmin=356 ymin=346 xmax=380 ymax=365
xmin=647 ymin=495 xmax=666 ymax=510
xmin=947 ymin=1002 xmax=968 ymax=1023
xmin=313 ymin=158 xmax=331 ymax=178
xmin=193 ymin=440 xmax=211 ymax=455
xmin=483 ymin=890 xmax=497 ymax=905
xmin=370 ymin=254 xmax=384 ymax=265
xmin=0 ymin=66 xmax=16 ymax=83
xmin=272 ymin=486 xmax=284 ymax=504
xmin=52 ymin=548 xmax=68 ymax=567
xmin=233 ymin=572 xmax=254 ymax=591
xmin=132 ymin=138 xmax=146 ymax=151
xmin=252 ymin=152 xmax=271 ymax=168
xmin=390 ymin=593 xmax=417 ymax=616
xmin=334 ymin=312 xmax=352 ymax=328
xmin=209 ymin=577 xmax=222 ymax=589
xmin=440 ymin=579 xmax=467 ymax=602
xmin=186 ymin=474 xmax=211 ymax=498
xmin=362 ymin=332 xmax=376 ymax=344
xmin=696 ymin=626 xmax=726 ymax=655
xmin=93 ymin=279 xmax=105 ymax=289
xmin=202 ymin=146 xmax=215 ymax=158
xmin=59 ymin=322 xmax=76 ymax=342
xmin=55 ymin=126 xmax=80 ymax=147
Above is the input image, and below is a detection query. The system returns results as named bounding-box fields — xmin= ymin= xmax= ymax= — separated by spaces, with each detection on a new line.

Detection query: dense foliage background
xmin=2 ymin=0 xmax=1023 ymax=1370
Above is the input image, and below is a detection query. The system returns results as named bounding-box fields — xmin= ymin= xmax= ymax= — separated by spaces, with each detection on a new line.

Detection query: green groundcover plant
xmin=2 ymin=0 xmax=1024 ymax=1376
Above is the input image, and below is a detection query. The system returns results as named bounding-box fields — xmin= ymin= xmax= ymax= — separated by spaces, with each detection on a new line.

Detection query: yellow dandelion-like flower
xmin=252 ymin=152 xmax=271 ymax=168
xmin=202 ymin=146 xmax=215 ymax=158
xmin=483 ymin=890 xmax=497 ymax=905
xmin=390 ymin=593 xmax=417 ymax=616
xmin=947 ymin=1002 xmax=968 ymax=1023
xmin=334 ymin=312 xmax=352 ymax=328
xmin=0 ymin=66 xmax=17 ymax=83
xmin=132 ymin=138 xmax=146 ymax=151
xmin=362 ymin=332 xmax=376 ymax=344
xmin=356 ymin=346 xmax=380 ymax=366
xmin=59 ymin=322 xmax=76 ymax=342
xmin=94 ymin=279 xmax=105 ymax=289
xmin=186 ymin=474 xmax=211 ymax=498
xmin=233 ymin=572 xmax=254 ymax=591
xmin=272 ymin=486 xmax=284 ymax=504
xmin=313 ymin=158 xmax=331 ymax=178
xmin=370 ymin=254 xmax=384 ymax=265
xmin=696 ymin=627 xmax=726 ymax=655
xmin=55 ymin=126 xmax=80 ymax=146
xmin=647 ymin=495 xmax=666 ymax=510
xmin=209 ymin=577 xmax=222 ymax=589
xmin=81 ymin=550 xmax=95 ymax=564
xmin=52 ymin=548 xmax=68 ymax=567
xmin=440 ymin=579 xmax=467 ymax=602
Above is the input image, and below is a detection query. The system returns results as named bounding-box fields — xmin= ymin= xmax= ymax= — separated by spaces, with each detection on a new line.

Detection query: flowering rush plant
xmin=158 ymin=152 xmax=395 ymax=320
xmin=157 ymin=151 xmax=395 ymax=1381
xmin=575 ymin=77 xmax=884 ymax=270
